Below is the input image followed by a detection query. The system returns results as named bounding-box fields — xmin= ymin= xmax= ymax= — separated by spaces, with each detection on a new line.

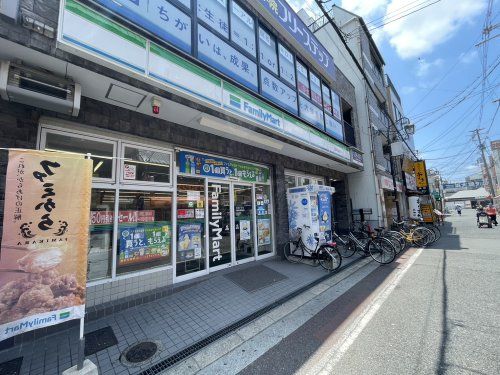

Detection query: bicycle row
xmin=283 ymin=218 xmax=441 ymax=271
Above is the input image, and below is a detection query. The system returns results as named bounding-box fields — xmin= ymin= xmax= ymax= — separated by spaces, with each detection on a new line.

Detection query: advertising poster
xmin=118 ymin=223 xmax=171 ymax=265
xmin=0 ymin=150 xmax=92 ymax=341
xmin=318 ymin=191 xmax=332 ymax=239
xmin=239 ymin=220 xmax=251 ymax=241
xmin=414 ymin=160 xmax=429 ymax=194
xmin=123 ymin=163 xmax=136 ymax=180
xmin=257 ymin=219 xmax=271 ymax=245
xmin=178 ymin=223 xmax=203 ymax=260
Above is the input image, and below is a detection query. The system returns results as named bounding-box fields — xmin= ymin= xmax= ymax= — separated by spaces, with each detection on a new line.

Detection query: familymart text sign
xmin=0 ymin=150 xmax=92 ymax=341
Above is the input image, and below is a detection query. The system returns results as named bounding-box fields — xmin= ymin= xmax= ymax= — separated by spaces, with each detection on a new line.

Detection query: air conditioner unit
xmin=0 ymin=61 xmax=81 ymax=116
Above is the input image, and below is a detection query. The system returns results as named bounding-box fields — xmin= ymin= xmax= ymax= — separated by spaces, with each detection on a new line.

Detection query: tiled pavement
xmin=0 ymin=256 xmax=359 ymax=375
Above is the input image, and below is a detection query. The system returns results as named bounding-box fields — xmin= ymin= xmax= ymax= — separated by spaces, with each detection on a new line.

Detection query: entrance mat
xmin=0 ymin=357 xmax=23 ymax=375
xmin=84 ymin=326 xmax=118 ymax=356
xmin=224 ymin=265 xmax=288 ymax=292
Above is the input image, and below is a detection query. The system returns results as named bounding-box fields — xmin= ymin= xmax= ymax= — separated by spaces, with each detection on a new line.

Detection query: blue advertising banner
xmin=318 ymin=190 xmax=332 ymax=240
xmin=93 ymin=0 xmax=192 ymax=53
xmin=178 ymin=151 xmax=270 ymax=182
xmin=197 ymin=0 xmax=229 ymax=38
xmin=278 ymin=43 xmax=296 ymax=87
xmin=299 ymin=96 xmax=324 ymax=130
xmin=325 ymin=114 xmax=344 ymax=141
xmin=259 ymin=27 xmax=278 ymax=74
xmin=258 ymin=0 xmax=335 ymax=79
xmin=231 ymin=2 xmax=256 ymax=57
xmin=260 ymin=68 xmax=297 ymax=114
xmin=198 ymin=25 xmax=258 ymax=91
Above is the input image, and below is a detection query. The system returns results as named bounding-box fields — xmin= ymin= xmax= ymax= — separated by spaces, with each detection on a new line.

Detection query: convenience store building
xmin=0 ymin=0 xmax=363 ymax=309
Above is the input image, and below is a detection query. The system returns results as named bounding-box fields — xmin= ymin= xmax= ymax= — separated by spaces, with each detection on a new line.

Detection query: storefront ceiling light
xmin=198 ymin=117 xmax=283 ymax=151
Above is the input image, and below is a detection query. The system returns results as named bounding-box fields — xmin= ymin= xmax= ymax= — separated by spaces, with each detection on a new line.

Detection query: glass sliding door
xmin=176 ymin=177 xmax=206 ymax=277
xmin=208 ymin=182 xmax=232 ymax=268
xmin=234 ymin=184 xmax=254 ymax=262
xmin=255 ymin=184 xmax=273 ymax=255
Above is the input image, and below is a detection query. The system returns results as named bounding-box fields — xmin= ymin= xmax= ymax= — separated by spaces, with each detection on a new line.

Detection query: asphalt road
xmin=239 ymin=209 xmax=500 ymax=375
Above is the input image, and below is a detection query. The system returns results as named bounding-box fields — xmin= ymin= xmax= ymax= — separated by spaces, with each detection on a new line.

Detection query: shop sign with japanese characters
xmin=178 ymin=151 xmax=270 ymax=183
xmin=0 ymin=150 xmax=92 ymax=341
xmin=413 ymin=160 xmax=429 ymax=194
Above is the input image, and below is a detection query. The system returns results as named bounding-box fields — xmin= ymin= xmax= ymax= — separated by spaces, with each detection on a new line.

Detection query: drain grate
xmin=121 ymin=340 xmax=162 ymax=367
xmin=0 ymin=357 xmax=23 ymax=375
xmin=84 ymin=326 xmax=118 ymax=356
xmin=139 ymin=257 xmax=365 ymax=375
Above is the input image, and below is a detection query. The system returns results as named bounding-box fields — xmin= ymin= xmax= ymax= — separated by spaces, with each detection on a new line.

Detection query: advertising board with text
xmin=0 ymin=150 xmax=92 ymax=341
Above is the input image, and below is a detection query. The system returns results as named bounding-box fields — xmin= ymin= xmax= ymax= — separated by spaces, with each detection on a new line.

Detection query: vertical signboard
xmin=257 ymin=0 xmax=335 ymax=79
xmin=278 ymin=43 xmax=296 ymax=87
xmin=230 ymin=2 xmax=256 ymax=56
xmin=258 ymin=27 xmax=278 ymax=74
xmin=0 ymin=150 xmax=92 ymax=341
xmin=197 ymin=0 xmax=229 ymax=38
xmin=414 ymin=160 xmax=429 ymax=194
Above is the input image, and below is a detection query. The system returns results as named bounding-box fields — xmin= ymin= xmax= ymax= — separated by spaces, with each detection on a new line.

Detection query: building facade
xmin=0 ymin=0 xmax=370 ymax=313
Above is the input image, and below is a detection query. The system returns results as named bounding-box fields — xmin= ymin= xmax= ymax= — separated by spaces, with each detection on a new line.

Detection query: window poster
xmin=310 ymin=72 xmax=322 ymax=107
xmin=118 ymin=223 xmax=171 ymax=265
xmin=332 ymin=90 xmax=342 ymax=121
xmin=239 ymin=219 xmax=251 ymax=241
xmin=260 ymin=68 xmax=298 ymax=114
xmin=296 ymin=60 xmax=310 ymax=97
xmin=123 ymin=163 xmax=136 ymax=180
xmin=322 ymin=84 xmax=332 ymax=114
xmin=197 ymin=0 xmax=229 ymax=38
xmin=278 ymin=43 xmax=296 ymax=87
xmin=177 ymin=209 xmax=195 ymax=219
xmin=178 ymin=223 xmax=203 ymax=260
xmin=257 ymin=218 xmax=271 ymax=245
xmin=259 ymin=27 xmax=278 ymax=74
xmin=231 ymin=1 xmax=256 ymax=57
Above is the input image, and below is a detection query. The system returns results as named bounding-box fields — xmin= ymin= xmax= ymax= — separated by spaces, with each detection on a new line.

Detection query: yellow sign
xmin=414 ymin=160 xmax=429 ymax=193
xmin=0 ymin=150 xmax=92 ymax=341
xmin=402 ymin=158 xmax=414 ymax=174
xmin=421 ymin=204 xmax=434 ymax=223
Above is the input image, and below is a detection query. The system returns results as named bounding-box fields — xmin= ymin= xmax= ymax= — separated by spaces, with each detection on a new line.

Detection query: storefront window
xmin=88 ymin=189 xmax=115 ymax=281
xmin=116 ymin=191 xmax=172 ymax=275
xmin=234 ymin=184 xmax=254 ymax=261
xmin=255 ymin=185 xmax=272 ymax=255
xmin=176 ymin=177 xmax=206 ymax=276
xmin=259 ymin=27 xmax=278 ymax=75
xmin=285 ymin=174 xmax=297 ymax=191
xmin=296 ymin=60 xmax=310 ymax=97
xmin=231 ymin=1 xmax=255 ymax=57
xmin=44 ymin=132 xmax=114 ymax=180
xmin=122 ymin=146 xmax=171 ymax=184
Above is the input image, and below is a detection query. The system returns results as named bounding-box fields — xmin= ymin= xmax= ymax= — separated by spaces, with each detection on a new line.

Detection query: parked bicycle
xmin=331 ymin=226 xmax=396 ymax=265
xmin=392 ymin=219 xmax=434 ymax=247
xmin=283 ymin=226 xmax=342 ymax=271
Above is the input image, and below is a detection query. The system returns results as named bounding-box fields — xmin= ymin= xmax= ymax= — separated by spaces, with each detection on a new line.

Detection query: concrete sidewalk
xmin=0 ymin=255 xmax=361 ymax=375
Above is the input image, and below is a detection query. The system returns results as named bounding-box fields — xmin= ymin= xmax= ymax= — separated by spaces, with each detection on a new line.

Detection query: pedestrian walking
xmin=485 ymin=204 xmax=498 ymax=226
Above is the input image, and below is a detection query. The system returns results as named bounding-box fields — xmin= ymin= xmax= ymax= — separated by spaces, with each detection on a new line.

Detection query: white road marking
xmin=298 ymin=248 xmax=424 ymax=375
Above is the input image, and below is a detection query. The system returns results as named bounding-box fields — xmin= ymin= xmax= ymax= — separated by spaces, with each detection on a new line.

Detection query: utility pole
xmin=471 ymin=129 xmax=495 ymax=196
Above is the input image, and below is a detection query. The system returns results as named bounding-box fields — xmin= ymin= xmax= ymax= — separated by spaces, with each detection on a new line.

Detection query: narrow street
xmin=167 ymin=210 xmax=500 ymax=374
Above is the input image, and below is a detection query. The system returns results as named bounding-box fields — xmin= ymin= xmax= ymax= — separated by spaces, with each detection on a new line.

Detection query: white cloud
xmin=341 ymin=0 xmax=389 ymax=19
xmin=459 ymin=49 xmax=478 ymax=64
xmin=401 ymin=86 xmax=417 ymax=94
xmin=382 ymin=0 xmax=486 ymax=59
xmin=416 ymin=58 xmax=444 ymax=77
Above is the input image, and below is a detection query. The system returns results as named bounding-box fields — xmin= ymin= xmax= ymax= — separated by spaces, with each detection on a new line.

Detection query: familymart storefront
xmin=38 ymin=122 xmax=274 ymax=289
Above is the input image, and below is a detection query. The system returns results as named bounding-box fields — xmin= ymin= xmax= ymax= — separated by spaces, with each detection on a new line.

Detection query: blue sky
xmin=290 ymin=0 xmax=499 ymax=182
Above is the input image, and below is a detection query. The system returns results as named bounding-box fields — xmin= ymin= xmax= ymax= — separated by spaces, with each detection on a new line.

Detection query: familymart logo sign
xmin=1 ymin=308 xmax=80 ymax=341
xmin=227 ymin=94 xmax=282 ymax=130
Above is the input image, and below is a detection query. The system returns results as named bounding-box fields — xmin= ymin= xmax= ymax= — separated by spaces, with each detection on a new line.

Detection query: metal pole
xmin=388 ymin=120 xmax=402 ymax=221
xmin=472 ymin=129 xmax=496 ymax=197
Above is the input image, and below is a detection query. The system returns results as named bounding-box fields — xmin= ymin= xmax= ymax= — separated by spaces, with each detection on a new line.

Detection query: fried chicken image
xmin=0 ymin=307 xmax=25 ymax=324
xmin=28 ymin=269 xmax=60 ymax=285
xmin=0 ymin=279 xmax=35 ymax=307
xmin=16 ymin=284 xmax=54 ymax=311
xmin=17 ymin=247 xmax=63 ymax=273
xmin=48 ymin=295 xmax=84 ymax=310
xmin=50 ymin=274 xmax=80 ymax=297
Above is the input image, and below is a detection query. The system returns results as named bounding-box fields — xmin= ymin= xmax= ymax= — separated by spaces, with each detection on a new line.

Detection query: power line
xmin=368 ymin=0 xmax=442 ymax=31
xmin=364 ymin=0 xmax=428 ymax=26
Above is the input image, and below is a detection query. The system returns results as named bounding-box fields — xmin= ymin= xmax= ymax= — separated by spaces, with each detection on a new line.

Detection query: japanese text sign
xmin=178 ymin=151 xmax=270 ymax=183
xmin=258 ymin=0 xmax=335 ymax=79
xmin=93 ymin=0 xmax=192 ymax=53
xmin=0 ymin=150 xmax=92 ymax=341
xmin=413 ymin=160 xmax=429 ymax=194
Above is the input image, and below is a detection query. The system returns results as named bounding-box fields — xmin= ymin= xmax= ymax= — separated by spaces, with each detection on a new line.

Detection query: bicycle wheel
xmin=336 ymin=235 xmax=356 ymax=258
xmin=427 ymin=224 xmax=441 ymax=242
xmin=384 ymin=234 xmax=403 ymax=254
xmin=368 ymin=238 xmax=396 ymax=264
xmin=318 ymin=245 xmax=342 ymax=271
xmin=283 ymin=242 xmax=302 ymax=263
xmin=388 ymin=231 xmax=406 ymax=251
xmin=413 ymin=227 xmax=431 ymax=247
